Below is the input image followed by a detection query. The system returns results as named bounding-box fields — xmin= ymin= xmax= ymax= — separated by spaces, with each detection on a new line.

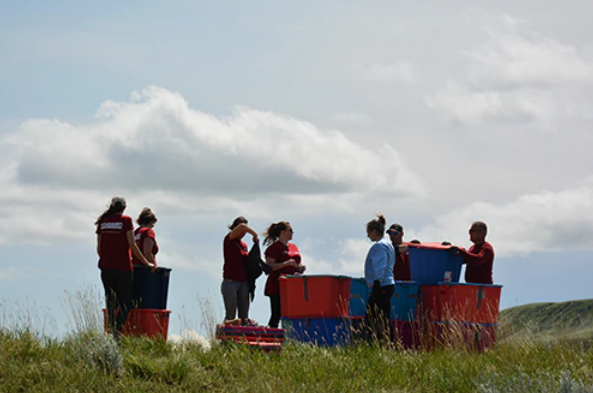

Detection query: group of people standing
xmin=222 ymin=213 xmax=495 ymax=345
xmin=222 ymin=217 xmax=305 ymax=328
xmin=363 ymin=214 xmax=495 ymax=343
xmin=94 ymin=194 xmax=494 ymax=343
xmin=95 ymin=196 xmax=160 ymax=340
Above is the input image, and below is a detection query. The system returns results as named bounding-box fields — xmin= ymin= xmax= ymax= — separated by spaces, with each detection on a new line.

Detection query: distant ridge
xmin=499 ymin=299 xmax=593 ymax=342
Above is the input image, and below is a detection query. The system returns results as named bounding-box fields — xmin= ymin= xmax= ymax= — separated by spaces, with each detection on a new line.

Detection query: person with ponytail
xmin=133 ymin=207 xmax=159 ymax=267
xmin=222 ymin=216 xmax=259 ymax=325
xmin=263 ymin=221 xmax=306 ymax=328
xmin=95 ymin=196 xmax=155 ymax=341
xmin=364 ymin=214 xmax=395 ymax=345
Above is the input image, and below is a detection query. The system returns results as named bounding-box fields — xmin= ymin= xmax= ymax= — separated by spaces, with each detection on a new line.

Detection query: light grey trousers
xmin=221 ymin=278 xmax=250 ymax=321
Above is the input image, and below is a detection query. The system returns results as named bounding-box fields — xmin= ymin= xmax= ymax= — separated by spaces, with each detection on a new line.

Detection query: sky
xmin=1 ymin=0 xmax=592 ymax=339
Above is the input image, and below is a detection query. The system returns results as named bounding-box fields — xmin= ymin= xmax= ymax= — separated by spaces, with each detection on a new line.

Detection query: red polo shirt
xmin=133 ymin=227 xmax=159 ymax=266
xmin=463 ymin=241 xmax=495 ymax=284
xmin=96 ymin=214 xmax=134 ymax=271
xmin=264 ymin=241 xmax=301 ymax=296
xmin=394 ymin=250 xmax=411 ymax=281
xmin=223 ymin=233 xmax=249 ymax=282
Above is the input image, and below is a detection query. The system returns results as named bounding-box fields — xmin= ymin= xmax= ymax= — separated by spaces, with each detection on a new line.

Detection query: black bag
xmin=244 ymin=241 xmax=271 ymax=302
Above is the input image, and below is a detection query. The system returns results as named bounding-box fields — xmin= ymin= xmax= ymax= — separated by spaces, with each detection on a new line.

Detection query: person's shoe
xmin=224 ymin=318 xmax=242 ymax=326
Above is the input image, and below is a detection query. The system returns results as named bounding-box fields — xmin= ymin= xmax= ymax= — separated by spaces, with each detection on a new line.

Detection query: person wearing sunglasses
xmin=262 ymin=221 xmax=306 ymax=328
xmin=387 ymin=223 xmax=411 ymax=281
xmin=364 ymin=214 xmax=395 ymax=345
xmin=452 ymin=221 xmax=495 ymax=284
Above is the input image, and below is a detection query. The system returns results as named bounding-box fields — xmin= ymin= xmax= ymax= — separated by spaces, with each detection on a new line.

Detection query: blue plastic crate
xmin=390 ymin=281 xmax=419 ymax=321
xmin=349 ymin=278 xmax=370 ymax=317
xmin=281 ymin=317 xmax=351 ymax=347
xmin=407 ymin=243 xmax=462 ymax=285
xmin=132 ymin=265 xmax=172 ymax=309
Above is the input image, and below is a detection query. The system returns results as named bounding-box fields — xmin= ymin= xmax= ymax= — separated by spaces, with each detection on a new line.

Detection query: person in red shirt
xmin=458 ymin=221 xmax=495 ymax=284
xmin=222 ymin=216 xmax=259 ymax=325
xmin=95 ymin=196 xmax=155 ymax=340
xmin=133 ymin=207 xmax=159 ymax=267
xmin=263 ymin=221 xmax=306 ymax=328
xmin=387 ymin=223 xmax=411 ymax=281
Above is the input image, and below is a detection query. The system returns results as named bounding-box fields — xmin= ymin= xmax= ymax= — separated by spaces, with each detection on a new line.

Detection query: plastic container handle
xmin=303 ymin=276 xmax=309 ymax=302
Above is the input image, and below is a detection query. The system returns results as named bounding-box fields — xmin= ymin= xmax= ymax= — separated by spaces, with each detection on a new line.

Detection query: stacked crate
xmin=103 ymin=265 xmax=172 ymax=340
xmin=279 ymin=275 xmax=352 ymax=347
xmin=408 ymin=243 xmax=503 ymax=351
xmin=215 ymin=325 xmax=285 ymax=352
xmin=348 ymin=278 xmax=420 ymax=349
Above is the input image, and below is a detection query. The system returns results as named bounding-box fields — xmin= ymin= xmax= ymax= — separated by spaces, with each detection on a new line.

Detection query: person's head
xmin=469 ymin=221 xmax=488 ymax=244
xmin=137 ymin=207 xmax=157 ymax=227
xmin=228 ymin=216 xmax=248 ymax=231
xmin=387 ymin=223 xmax=404 ymax=245
xmin=95 ymin=196 xmax=127 ymax=225
xmin=366 ymin=214 xmax=386 ymax=242
xmin=263 ymin=221 xmax=293 ymax=245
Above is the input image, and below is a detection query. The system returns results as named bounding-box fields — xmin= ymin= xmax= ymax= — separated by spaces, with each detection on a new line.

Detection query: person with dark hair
xmin=263 ymin=221 xmax=306 ymax=328
xmin=222 ymin=216 xmax=259 ymax=325
xmin=455 ymin=221 xmax=495 ymax=284
xmin=133 ymin=207 xmax=159 ymax=267
xmin=95 ymin=196 xmax=155 ymax=341
xmin=364 ymin=214 xmax=395 ymax=345
xmin=387 ymin=223 xmax=411 ymax=281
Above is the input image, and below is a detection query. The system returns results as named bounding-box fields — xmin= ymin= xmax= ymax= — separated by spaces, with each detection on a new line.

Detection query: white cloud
xmin=337 ymin=238 xmax=372 ymax=275
xmin=426 ymin=15 xmax=593 ymax=128
xmin=0 ymin=86 xmax=426 ymax=246
xmin=5 ymin=86 xmax=424 ymax=196
xmin=468 ymin=15 xmax=593 ymax=88
xmin=410 ymin=178 xmax=593 ymax=257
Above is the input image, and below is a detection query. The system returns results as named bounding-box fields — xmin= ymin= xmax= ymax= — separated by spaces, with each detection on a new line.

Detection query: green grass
xmin=2 ymin=297 xmax=593 ymax=392
xmin=2 ymin=328 xmax=593 ymax=393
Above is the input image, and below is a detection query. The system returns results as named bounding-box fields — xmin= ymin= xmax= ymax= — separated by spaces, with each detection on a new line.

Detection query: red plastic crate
xmin=215 ymin=325 xmax=285 ymax=343
xmin=102 ymin=308 xmax=171 ymax=340
xmin=279 ymin=275 xmax=351 ymax=318
xmin=417 ymin=283 xmax=502 ymax=324
xmin=423 ymin=322 xmax=498 ymax=351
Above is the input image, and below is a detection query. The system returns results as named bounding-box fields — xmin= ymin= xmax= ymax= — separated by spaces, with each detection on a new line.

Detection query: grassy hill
xmin=499 ymin=299 xmax=593 ymax=343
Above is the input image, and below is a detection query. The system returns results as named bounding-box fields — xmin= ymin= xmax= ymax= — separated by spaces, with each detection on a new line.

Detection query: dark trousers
xmin=268 ymin=295 xmax=281 ymax=328
xmin=101 ymin=269 xmax=133 ymax=338
xmin=365 ymin=284 xmax=395 ymax=345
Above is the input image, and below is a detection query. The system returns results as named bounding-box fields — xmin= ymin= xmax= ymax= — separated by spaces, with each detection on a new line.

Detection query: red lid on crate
xmin=406 ymin=242 xmax=465 ymax=251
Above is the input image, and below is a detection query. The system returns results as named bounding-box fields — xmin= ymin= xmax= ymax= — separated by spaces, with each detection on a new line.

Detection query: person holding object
xmin=222 ymin=216 xmax=259 ymax=325
xmin=364 ymin=214 xmax=395 ymax=345
xmin=263 ymin=221 xmax=306 ymax=328
xmin=450 ymin=221 xmax=495 ymax=284
xmin=95 ymin=196 xmax=155 ymax=341
xmin=133 ymin=207 xmax=159 ymax=267
xmin=387 ymin=223 xmax=411 ymax=281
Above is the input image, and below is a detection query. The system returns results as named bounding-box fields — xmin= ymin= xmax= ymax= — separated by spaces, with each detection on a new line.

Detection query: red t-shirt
xmin=133 ymin=227 xmax=159 ymax=266
xmin=264 ymin=241 xmax=301 ymax=296
xmin=223 ymin=233 xmax=249 ymax=282
xmin=394 ymin=250 xmax=411 ymax=281
xmin=463 ymin=241 xmax=495 ymax=284
xmin=96 ymin=214 xmax=134 ymax=271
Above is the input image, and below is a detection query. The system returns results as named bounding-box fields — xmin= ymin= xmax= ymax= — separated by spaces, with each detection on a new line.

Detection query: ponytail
xmin=366 ymin=213 xmax=386 ymax=235
xmin=95 ymin=203 xmax=126 ymax=226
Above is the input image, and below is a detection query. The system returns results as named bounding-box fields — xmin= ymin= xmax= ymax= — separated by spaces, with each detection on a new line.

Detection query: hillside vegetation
xmin=499 ymin=299 xmax=593 ymax=343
